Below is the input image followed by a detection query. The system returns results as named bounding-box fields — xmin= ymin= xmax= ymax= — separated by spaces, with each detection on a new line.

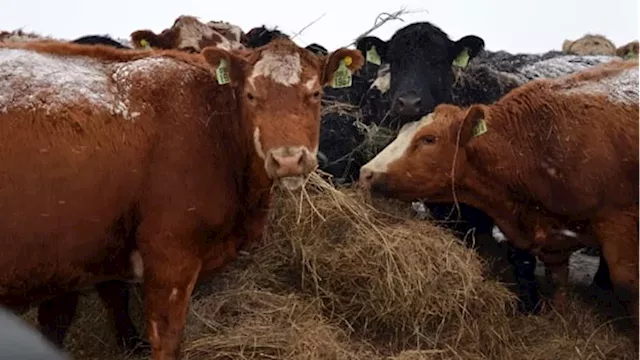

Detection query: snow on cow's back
xmin=501 ymin=54 xmax=620 ymax=84
xmin=0 ymin=47 xmax=193 ymax=120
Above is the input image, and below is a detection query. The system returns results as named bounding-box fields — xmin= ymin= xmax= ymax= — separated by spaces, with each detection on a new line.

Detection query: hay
xmin=234 ymin=173 xmax=517 ymax=356
xmin=18 ymin=173 xmax=638 ymax=360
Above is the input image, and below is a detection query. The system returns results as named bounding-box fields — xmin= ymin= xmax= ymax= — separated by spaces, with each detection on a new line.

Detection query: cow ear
xmin=202 ymin=47 xmax=247 ymax=87
xmin=356 ymin=36 xmax=388 ymax=65
xmin=459 ymin=105 xmax=488 ymax=146
xmin=130 ymin=30 xmax=162 ymax=49
xmin=450 ymin=35 xmax=484 ymax=69
xmin=322 ymin=48 xmax=364 ymax=87
xmin=562 ymin=39 xmax=574 ymax=53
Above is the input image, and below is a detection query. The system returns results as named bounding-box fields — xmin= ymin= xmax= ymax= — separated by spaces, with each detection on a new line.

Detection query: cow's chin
xmin=278 ymin=176 xmax=305 ymax=191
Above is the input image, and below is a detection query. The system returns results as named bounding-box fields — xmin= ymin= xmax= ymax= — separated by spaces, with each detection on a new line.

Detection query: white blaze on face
xmin=304 ymin=75 xmax=318 ymax=91
xmin=370 ymin=63 xmax=390 ymax=94
xmin=174 ymin=16 xmax=217 ymax=51
xmin=253 ymin=127 xmax=266 ymax=159
xmin=361 ymin=114 xmax=435 ymax=173
xmin=249 ymin=51 xmax=302 ymax=87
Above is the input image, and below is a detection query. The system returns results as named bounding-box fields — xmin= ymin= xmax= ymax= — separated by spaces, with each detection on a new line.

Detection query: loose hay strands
xmin=347 ymin=7 xmax=428 ymax=48
xmin=247 ymin=172 xmax=518 ymax=356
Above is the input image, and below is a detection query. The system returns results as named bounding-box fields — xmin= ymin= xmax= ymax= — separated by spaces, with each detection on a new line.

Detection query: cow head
xmin=357 ymin=23 xmax=484 ymax=124
xmin=359 ymin=103 xmax=484 ymax=201
xmin=616 ymin=40 xmax=639 ymax=59
xmin=130 ymin=15 xmax=245 ymax=53
xmin=244 ymin=26 xmax=290 ymax=48
xmin=201 ymin=38 xmax=364 ymax=190
xmin=562 ymin=34 xmax=616 ymax=56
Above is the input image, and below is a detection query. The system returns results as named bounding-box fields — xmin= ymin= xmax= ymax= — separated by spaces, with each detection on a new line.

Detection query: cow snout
xmin=266 ymin=147 xmax=316 ymax=179
xmin=394 ymin=93 xmax=422 ymax=117
xmin=358 ymin=167 xmax=381 ymax=190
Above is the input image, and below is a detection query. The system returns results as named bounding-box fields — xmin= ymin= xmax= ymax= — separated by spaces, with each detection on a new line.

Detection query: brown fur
xmin=562 ymin=34 xmax=617 ymax=55
xmin=361 ymin=60 xmax=639 ymax=324
xmin=616 ymin=40 xmax=640 ymax=58
xmin=130 ymin=15 xmax=244 ymax=53
xmin=0 ymin=38 xmax=363 ymax=359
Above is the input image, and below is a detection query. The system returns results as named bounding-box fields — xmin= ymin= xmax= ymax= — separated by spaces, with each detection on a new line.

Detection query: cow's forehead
xmin=362 ymin=114 xmax=434 ymax=172
xmin=248 ymin=48 xmax=316 ymax=87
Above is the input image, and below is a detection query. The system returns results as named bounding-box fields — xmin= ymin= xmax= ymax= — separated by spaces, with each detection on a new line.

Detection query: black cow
xmin=355 ymin=21 xmax=618 ymax=310
xmin=71 ymin=35 xmax=130 ymax=49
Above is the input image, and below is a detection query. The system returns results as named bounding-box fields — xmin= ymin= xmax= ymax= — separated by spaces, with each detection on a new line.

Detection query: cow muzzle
xmin=358 ymin=168 xmax=384 ymax=192
xmin=265 ymin=146 xmax=317 ymax=190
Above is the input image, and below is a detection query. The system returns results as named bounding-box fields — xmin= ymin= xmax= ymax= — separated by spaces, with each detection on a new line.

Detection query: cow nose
xmin=358 ymin=168 xmax=379 ymax=190
xmin=271 ymin=151 xmax=305 ymax=178
xmin=395 ymin=94 xmax=422 ymax=116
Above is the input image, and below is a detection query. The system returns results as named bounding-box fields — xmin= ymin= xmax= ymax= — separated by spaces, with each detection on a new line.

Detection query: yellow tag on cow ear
xmin=366 ymin=45 xmax=382 ymax=65
xmin=139 ymin=39 xmax=151 ymax=49
xmin=330 ymin=59 xmax=352 ymax=89
xmin=625 ymin=50 xmax=638 ymax=60
xmin=216 ymin=58 xmax=231 ymax=85
xmin=453 ymin=48 xmax=470 ymax=68
xmin=472 ymin=118 xmax=488 ymax=137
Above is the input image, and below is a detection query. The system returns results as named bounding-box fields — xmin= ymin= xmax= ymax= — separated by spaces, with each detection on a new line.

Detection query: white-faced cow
xmin=359 ymin=59 xmax=639 ymax=324
xmin=0 ymin=38 xmax=364 ymax=360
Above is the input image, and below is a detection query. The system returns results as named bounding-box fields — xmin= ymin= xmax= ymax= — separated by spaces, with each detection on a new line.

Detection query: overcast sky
xmin=1 ymin=0 xmax=637 ymax=53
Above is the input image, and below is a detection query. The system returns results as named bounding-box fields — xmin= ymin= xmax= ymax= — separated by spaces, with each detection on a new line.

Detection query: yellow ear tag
xmin=452 ymin=48 xmax=470 ymax=69
xmin=331 ymin=59 xmax=352 ymax=89
xmin=472 ymin=118 xmax=488 ymax=137
xmin=366 ymin=46 xmax=382 ymax=65
xmin=625 ymin=50 xmax=638 ymax=60
xmin=216 ymin=58 xmax=230 ymax=85
xmin=139 ymin=39 xmax=151 ymax=49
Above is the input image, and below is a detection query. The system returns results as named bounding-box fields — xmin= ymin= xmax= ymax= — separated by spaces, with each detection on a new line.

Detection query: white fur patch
xmin=305 ymin=76 xmax=318 ymax=91
xmin=253 ymin=127 xmax=266 ymax=159
xmin=130 ymin=250 xmax=144 ymax=283
xmin=0 ymin=31 xmax=50 ymax=43
xmin=361 ymin=114 xmax=434 ymax=173
xmin=560 ymin=65 xmax=639 ymax=104
xmin=0 ymin=47 xmax=183 ymax=119
xmin=370 ymin=63 xmax=390 ymax=94
xmin=207 ymin=21 xmax=244 ymax=43
xmin=249 ymin=51 xmax=301 ymax=87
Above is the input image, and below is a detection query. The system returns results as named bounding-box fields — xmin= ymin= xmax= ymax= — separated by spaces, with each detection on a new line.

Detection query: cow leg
xmin=539 ymin=252 xmax=571 ymax=313
xmin=592 ymin=254 xmax=613 ymax=291
xmin=139 ymin=231 xmax=203 ymax=360
xmin=506 ymin=243 xmax=541 ymax=313
xmin=37 ymin=291 xmax=80 ymax=349
xmin=593 ymin=208 xmax=639 ymax=326
xmin=95 ymin=280 xmax=149 ymax=353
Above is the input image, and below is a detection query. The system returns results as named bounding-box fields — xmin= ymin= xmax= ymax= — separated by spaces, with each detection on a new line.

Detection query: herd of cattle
xmin=0 ymin=15 xmax=638 ymax=360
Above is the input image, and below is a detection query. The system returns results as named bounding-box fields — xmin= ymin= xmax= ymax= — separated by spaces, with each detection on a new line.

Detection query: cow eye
xmin=247 ymin=92 xmax=255 ymax=100
xmin=312 ymin=91 xmax=321 ymax=99
xmin=419 ymin=135 xmax=437 ymax=145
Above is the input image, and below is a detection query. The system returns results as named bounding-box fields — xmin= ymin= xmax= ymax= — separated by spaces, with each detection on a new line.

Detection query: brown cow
xmin=130 ymin=15 xmax=246 ymax=52
xmin=0 ymin=38 xmax=363 ymax=359
xmin=0 ymin=29 xmax=51 ymax=43
xmin=562 ymin=34 xmax=617 ymax=56
xmin=617 ymin=40 xmax=640 ymax=59
xmin=358 ymin=59 xmax=639 ymax=325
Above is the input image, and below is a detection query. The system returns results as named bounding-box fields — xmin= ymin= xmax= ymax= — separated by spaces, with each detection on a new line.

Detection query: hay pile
xmin=20 ymin=173 xmax=637 ymax=360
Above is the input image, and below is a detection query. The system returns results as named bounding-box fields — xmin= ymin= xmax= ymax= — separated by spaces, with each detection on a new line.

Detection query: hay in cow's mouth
xmin=278 ymin=175 xmax=305 ymax=191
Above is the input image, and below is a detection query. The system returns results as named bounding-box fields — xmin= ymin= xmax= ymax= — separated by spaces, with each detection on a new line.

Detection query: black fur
xmin=71 ymin=35 xmax=130 ymax=49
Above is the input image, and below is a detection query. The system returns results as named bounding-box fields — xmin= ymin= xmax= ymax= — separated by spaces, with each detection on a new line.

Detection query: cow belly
xmin=0 ymin=122 xmax=147 ymax=307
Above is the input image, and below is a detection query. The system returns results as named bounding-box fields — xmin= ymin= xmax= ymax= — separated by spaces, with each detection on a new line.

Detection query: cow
xmin=358 ymin=59 xmax=639 ymax=324
xmin=0 ymin=37 xmax=364 ymax=360
xmin=0 ymin=29 xmax=52 ymax=43
xmin=71 ymin=35 xmax=131 ymax=49
xmin=130 ymin=15 xmax=246 ymax=52
xmin=244 ymin=25 xmax=289 ymax=48
xmin=617 ymin=40 xmax=640 ymax=59
xmin=562 ymin=34 xmax=617 ymax=56
xmin=344 ymin=21 xmax=624 ymax=311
